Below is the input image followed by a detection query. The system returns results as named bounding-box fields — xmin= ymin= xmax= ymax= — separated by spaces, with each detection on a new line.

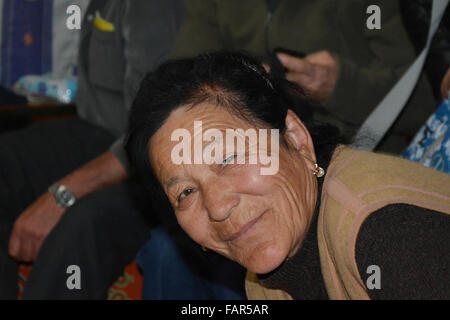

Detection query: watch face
xmin=57 ymin=187 xmax=76 ymax=207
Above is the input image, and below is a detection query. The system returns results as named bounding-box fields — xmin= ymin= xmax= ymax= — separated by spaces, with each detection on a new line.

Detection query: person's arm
xmin=441 ymin=68 xmax=450 ymax=98
xmin=169 ymin=0 xmax=225 ymax=59
xmin=56 ymin=151 xmax=128 ymax=198
xmin=276 ymin=50 xmax=339 ymax=102
xmin=8 ymin=151 xmax=127 ymax=262
xmin=122 ymin=0 xmax=185 ymax=111
xmin=105 ymin=0 xmax=185 ymax=171
xmin=355 ymin=204 xmax=450 ymax=299
xmin=278 ymin=0 xmax=421 ymax=126
xmin=8 ymin=0 xmax=185 ymax=263
xmin=325 ymin=0 xmax=421 ymax=125
xmin=400 ymin=0 xmax=450 ymax=100
xmin=108 ymin=0 xmax=185 ymax=171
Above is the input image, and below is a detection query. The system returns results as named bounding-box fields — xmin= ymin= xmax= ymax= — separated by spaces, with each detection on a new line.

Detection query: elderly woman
xmin=125 ymin=52 xmax=450 ymax=300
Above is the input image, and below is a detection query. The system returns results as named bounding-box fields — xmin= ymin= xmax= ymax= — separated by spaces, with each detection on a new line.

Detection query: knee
xmin=55 ymin=195 xmax=106 ymax=239
xmin=138 ymin=228 xmax=175 ymax=261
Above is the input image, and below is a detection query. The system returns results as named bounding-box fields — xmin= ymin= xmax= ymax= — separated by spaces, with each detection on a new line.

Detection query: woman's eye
xmin=177 ymin=188 xmax=195 ymax=202
xmin=222 ymin=154 xmax=237 ymax=167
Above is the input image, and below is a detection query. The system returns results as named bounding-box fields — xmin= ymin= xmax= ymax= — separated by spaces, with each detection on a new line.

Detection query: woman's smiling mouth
xmin=225 ymin=209 xmax=270 ymax=243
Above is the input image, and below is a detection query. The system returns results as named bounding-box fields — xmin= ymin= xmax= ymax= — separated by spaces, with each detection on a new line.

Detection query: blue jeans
xmin=137 ymin=228 xmax=246 ymax=300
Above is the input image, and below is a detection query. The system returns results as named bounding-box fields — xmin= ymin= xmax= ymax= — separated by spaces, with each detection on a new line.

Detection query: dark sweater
xmin=258 ymin=203 xmax=450 ymax=299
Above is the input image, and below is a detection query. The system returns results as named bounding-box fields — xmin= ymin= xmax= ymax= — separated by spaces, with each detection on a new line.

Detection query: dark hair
xmin=125 ymin=51 xmax=345 ymax=228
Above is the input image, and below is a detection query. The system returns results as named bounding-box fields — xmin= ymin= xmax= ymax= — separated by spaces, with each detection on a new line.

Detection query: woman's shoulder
xmin=320 ymin=146 xmax=450 ymax=240
xmin=318 ymin=147 xmax=450 ymax=299
xmin=326 ymin=146 xmax=450 ymax=201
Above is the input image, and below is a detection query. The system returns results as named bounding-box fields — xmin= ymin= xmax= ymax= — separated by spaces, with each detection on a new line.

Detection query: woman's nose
xmin=202 ymin=181 xmax=239 ymax=222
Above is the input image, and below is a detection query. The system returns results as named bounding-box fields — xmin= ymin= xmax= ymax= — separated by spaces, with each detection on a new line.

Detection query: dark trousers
xmin=0 ymin=118 xmax=153 ymax=299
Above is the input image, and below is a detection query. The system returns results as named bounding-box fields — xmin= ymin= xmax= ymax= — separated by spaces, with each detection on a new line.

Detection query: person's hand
xmin=277 ymin=50 xmax=339 ymax=101
xmin=8 ymin=151 xmax=128 ymax=262
xmin=441 ymin=67 xmax=450 ymax=100
xmin=8 ymin=191 xmax=65 ymax=262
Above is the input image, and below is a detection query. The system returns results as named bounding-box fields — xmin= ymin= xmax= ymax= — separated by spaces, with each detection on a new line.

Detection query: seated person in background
xmin=401 ymin=0 xmax=450 ymax=100
xmin=126 ymin=51 xmax=450 ymax=299
xmin=0 ymin=0 xmax=181 ymax=299
xmin=0 ymin=0 xmax=245 ymax=299
xmin=169 ymin=0 xmax=437 ymax=153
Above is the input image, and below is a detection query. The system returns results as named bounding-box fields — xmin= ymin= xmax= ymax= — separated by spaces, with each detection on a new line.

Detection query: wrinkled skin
xmin=441 ymin=67 xmax=450 ymax=100
xmin=149 ymin=103 xmax=319 ymax=274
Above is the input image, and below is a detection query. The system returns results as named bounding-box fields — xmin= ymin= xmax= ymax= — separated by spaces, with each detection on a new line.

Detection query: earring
xmin=313 ymin=163 xmax=325 ymax=178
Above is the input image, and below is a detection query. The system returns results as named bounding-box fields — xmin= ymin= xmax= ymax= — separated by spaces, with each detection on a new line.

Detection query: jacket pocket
xmin=88 ymin=26 xmax=125 ymax=92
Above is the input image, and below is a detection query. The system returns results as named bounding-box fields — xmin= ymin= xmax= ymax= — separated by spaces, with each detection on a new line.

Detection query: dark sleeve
xmin=355 ymin=204 xmax=450 ymax=299
xmin=169 ymin=0 xmax=225 ymax=59
xmin=324 ymin=0 xmax=421 ymax=126
xmin=400 ymin=0 xmax=450 ymax=98
xmin=109 ymin=0 xmax=185 ymax=169
xmin=122 ymin=0 xmax=185 ymax=111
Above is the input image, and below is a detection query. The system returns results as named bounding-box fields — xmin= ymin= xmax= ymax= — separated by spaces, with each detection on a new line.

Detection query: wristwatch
xmin=48 ymin=183 xmax=77 ymax=208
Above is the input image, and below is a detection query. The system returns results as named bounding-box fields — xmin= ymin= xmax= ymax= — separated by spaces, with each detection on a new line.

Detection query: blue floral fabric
xmin=402 ymin=99 xmax=450 ymax=174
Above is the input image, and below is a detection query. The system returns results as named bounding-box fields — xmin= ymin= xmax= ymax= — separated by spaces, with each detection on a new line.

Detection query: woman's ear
xmin=284 ymin=109 xmax=317 ymax=164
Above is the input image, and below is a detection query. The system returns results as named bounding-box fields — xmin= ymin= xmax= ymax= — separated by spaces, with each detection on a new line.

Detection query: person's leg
xmin=0 ymin=222 xmax=17 ymax=299
xmin=138 ymin=228 xmax=246 ymax=300
xmin=0 ymin=118 xmax=114 ymax=298
xmin=21 ymin=182 xmax=154 ymax=299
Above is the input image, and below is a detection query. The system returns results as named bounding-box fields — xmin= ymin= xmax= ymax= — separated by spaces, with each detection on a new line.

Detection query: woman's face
xmin=149 ymin=103 xmax=319 ymax=274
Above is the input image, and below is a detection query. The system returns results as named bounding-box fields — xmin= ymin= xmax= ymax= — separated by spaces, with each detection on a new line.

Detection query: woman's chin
xmin=239 ymin=242 xmax=289 ymax=275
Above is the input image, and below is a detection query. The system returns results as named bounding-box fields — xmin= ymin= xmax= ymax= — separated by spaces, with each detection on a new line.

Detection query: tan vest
xmin=245 ymin=146 xmax=450 ymax=300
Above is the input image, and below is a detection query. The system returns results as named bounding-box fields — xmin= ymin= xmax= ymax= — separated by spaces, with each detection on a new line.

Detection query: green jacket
xmin=170 ymin=0 xmax=436 ymax=153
